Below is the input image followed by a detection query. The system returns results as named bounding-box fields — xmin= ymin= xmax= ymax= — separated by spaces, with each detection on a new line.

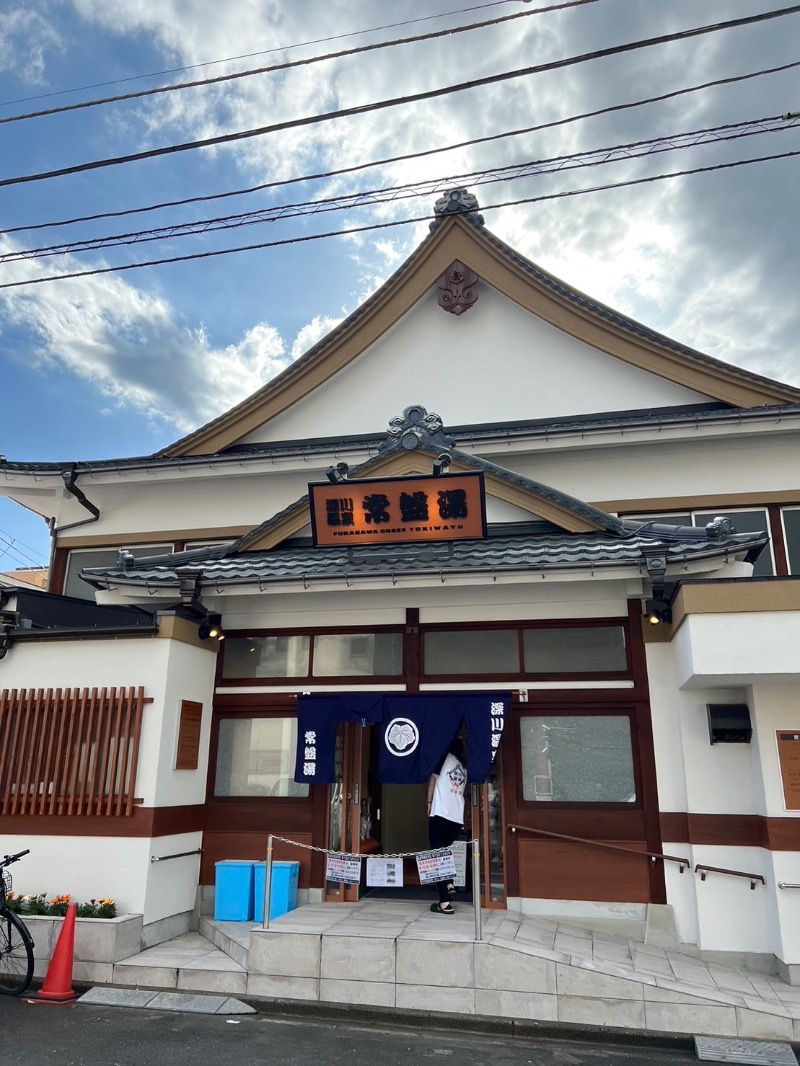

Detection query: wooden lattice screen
xmin=0 ymin=687 xmax=147 ymax=817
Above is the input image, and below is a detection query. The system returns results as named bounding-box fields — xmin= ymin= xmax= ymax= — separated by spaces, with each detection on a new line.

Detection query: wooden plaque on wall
xmin=776 ymin=731 xmax=800 ymax=811
xmin=175 ymin=700 xmax=203 ymax=770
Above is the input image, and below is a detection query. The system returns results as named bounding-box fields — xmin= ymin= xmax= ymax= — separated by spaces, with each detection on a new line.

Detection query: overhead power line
xmin=2 ymin=115 xmax=795 ymax=265
xmin=1 ymin=5 xmax=798 ymax=192
xmin=0 ymin=0 xmax=532 ymax=109
xmin=1 ymin=149 xmax=796 ymax=291
xmin=0 ymin=531 xmax=48 ymax=569
xmin=0 ymin=0 xmax=599 ymax=126
xmin=2 ymin=60 xmax=796 ymax=238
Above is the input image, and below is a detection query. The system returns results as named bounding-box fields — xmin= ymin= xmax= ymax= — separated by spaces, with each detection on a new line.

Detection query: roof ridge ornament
xmin=379 ymin=405 xmax=456 ymax=454
xmin=430 ymin=187 xmax=485 ymax=231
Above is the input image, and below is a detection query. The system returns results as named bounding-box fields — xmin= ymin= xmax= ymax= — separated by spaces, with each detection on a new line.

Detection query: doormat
xmin=695 ymin=1037 xmax=797 ymax=1066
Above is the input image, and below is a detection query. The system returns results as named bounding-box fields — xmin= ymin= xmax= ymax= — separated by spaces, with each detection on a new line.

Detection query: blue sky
xmin=1 ymin=0 xmax=799 ymax=572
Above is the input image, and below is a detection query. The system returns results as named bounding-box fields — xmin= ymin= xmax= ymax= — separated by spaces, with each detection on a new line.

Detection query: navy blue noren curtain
xmin=295 ymin=693 xmax=509 ymax=786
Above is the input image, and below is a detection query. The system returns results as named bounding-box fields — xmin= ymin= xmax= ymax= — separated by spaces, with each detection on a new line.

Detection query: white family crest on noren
xmin=384 ymin=717 xmax=419 ymax=757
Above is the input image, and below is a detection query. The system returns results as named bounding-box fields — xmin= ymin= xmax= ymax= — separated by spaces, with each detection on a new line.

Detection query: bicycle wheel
xmin=0 ymin=910 xmax=34 ymax=995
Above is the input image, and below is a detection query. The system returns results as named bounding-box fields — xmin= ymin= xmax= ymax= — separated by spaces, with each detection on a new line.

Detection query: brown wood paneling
xmin=518 ymin=837 xmax=651 ymax=903
xmin=151 ymin=804 xmax=205 ymax=836
xmin=200 ymin=831 xmax=314 ymax=889
xmin=0 ymin=804 xmax=202 ymax=837
xmin=660 ymin=813 xmax=800 ymax=851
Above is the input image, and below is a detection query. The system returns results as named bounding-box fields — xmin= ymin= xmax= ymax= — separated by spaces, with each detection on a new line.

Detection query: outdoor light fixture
xmin=326 ymin=462 xmax=349 ymax=484
xmin=644 ymin=597 xmax=672 ymax=625
xmin=198 ymin=614 xmax=224 ymax=641
xmin=432 ymin=451 xmax=452 ymax=477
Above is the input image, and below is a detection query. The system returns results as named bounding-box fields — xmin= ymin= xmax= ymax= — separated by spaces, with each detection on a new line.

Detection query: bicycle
xmin=0 ymin=849 xmax=35 ymax=996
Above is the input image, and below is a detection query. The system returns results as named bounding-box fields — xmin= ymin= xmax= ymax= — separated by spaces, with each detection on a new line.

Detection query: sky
xmin=0 ymin=0 xmax=798 ymax=572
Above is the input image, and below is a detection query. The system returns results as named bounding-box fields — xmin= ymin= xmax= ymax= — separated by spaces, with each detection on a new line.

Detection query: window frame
xmin=207 ymin=708 xmax=312 ymax=804
xmin=217 ymin=625 xmax=406 ymax=686
xmin=515 ymin=705 xmax=643 ymax=811
xmin=419 ymin=619 xmax=632 ymax=683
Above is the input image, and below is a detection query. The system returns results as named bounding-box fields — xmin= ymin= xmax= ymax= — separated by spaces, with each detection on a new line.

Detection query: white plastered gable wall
xmin=238 ymin=282 xmax=715 ymax=447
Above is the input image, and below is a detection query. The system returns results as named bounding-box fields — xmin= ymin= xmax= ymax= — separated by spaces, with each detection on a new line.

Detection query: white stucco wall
xmin=0 ymin=634 xmax=217 ymax=923
xmin=648 ymin=632 xmax=800 ymax=963
xmin=673 ymin=613 xmax=800 ymax=689
xmin=241 ymin=285 xmax=711 ymax=443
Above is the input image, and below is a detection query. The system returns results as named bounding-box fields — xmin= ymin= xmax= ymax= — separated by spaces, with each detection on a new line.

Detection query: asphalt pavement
xmin=0 ymin=994 xmax=701 ymax=1066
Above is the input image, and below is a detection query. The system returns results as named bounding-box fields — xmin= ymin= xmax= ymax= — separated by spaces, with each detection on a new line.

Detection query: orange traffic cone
xmin=32 ymin=902 xmax=77 ymax=1003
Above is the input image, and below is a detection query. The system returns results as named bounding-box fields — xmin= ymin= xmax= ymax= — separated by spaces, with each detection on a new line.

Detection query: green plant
xmin=6 ymin=893 xmax=119 ymax=918
xmin=23 ymin=893 xmax=51 ymax=916
xmin=3 ymin=892 xmax=23 ymax=914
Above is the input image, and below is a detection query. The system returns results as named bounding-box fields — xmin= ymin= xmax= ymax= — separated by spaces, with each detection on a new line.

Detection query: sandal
xmin=446 ymin=883 xmax=456 ymax=898
xmin=430 ymin=902 xmax=454 ymax=914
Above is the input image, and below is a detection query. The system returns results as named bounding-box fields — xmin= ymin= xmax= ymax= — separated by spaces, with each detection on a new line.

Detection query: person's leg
xmin=428 ymin=817 xmax=457 ymax=909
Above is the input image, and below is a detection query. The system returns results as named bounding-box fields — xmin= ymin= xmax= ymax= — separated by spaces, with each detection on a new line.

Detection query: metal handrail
xmin=506 ymin=823 xmax=690 ymax=871
xmin=695 ymin=864 xmax=765 ymax=890
xmin=150 ymin=849 xmax=202 ymax=864
xmin=778 ymin=882 xmax=800 ymax=889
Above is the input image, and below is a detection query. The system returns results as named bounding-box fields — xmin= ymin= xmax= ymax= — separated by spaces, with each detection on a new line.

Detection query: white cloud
xmin=0 ymin=239 xmax=293 ymax=432
xmin=0 ymin=6 xmax=63 ymax=83
xmin=3 ymin=0 xmax=799 ymax=441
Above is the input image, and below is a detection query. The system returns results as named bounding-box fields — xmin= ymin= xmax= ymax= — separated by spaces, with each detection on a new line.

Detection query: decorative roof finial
xmin=430 ymin=187 xmax=485 ymax=231
xmin=378 ymin=405 xmax=456 ymax=455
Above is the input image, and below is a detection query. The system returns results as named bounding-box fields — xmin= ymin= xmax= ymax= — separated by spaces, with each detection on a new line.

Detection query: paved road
xmin=0 ymin=997 xmax=699 ymax=1066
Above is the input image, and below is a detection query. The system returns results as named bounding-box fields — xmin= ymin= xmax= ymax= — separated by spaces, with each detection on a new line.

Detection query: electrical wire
xmin=1 ymin=149 xmax=795 ymax=291
xmin=0 ymin=0 xmax=599 ymax=126
xmin=0 ymin=0 xmax=533 ymax=109
xmin=1 ymin=5 xmax=798 ymax=191
xmin=0 ymin=531 xmax=48 ymax=568
xmin=3 ymin=60 xmax=796 ymax=238
xmin=2 ymin=115 xmax=794 ymax=264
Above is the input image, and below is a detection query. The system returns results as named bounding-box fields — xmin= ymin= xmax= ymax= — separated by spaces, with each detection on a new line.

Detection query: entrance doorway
xmin=324 ymin=720 xmax=504 ymax=908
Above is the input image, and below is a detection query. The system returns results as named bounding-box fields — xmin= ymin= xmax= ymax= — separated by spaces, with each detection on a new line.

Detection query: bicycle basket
xmin=1 ymin=871 xmax=11 ymax=895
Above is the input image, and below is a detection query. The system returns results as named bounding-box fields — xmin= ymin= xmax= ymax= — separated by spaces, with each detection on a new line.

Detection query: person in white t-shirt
xmin=426 ymin=737 xmax=467 ymax=914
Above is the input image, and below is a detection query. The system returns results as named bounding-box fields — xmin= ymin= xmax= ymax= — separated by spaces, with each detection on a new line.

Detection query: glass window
xmin=222 ymin=636 xmax=310 ymax=679
xmin=782 ymin=508 xmax=800 ymax=575
xmin=214 ymin=717 xmax=309 ymax=798
xmin=424 ymin=629 xmax=519 ymax=675
xmin=520 ymin=716 xmax=636 ymax=802
xmin=523 ymin=626 xmax=626 ymax=673
xmin=64 ymin=545 xmax=171 ymax=600
xmin=312 ymin=633 xmax=402 ymax=676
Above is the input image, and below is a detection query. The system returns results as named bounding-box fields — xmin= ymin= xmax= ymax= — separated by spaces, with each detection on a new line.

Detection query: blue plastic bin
xmin=254 ymin=860 xmax=300 ymax=922
xmin=214 ymin=860 xmax=255 ymax=921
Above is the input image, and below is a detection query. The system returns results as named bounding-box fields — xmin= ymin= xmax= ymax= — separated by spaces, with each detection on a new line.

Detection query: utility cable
xmin=0 ymin=0 xmax=599 ymax=126
xmin=1 ymin=149 xmax=795 ymax=291
xmin=0 ymin=5 xmax=797 ymax=191
xmin=2 ymin=60 xmax=796 ymax=237
xmin=2 ymin=116 xmax=794 ymax=264
xmin=0 ymin=0 xmax=535 ymax=109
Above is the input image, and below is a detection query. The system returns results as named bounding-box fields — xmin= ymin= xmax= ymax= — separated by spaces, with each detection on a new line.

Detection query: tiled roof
xmin=80 ymin=524 xmax=767 ymax=591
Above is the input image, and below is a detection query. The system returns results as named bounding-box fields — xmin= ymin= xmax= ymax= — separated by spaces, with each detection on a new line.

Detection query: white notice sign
xmin=416 ymin=848 xmax=457 ymax=885
xmin=366 ymin=856 xmax=404 ymax=888
xmin=326 ymin=853 xmax=362 ymax=885
xmin=450 ymin=840 xmax=467 ymax=888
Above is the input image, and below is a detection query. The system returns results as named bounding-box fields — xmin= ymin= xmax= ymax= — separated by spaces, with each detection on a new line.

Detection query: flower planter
xmin=23 ymin=913 xmax=143 ymax=984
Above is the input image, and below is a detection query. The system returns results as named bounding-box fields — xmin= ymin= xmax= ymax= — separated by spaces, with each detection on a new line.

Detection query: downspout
xmin=57 ymin=466 xmax=101 ymax=532
xmin=47 ymin=467 xmax=101 ymax=594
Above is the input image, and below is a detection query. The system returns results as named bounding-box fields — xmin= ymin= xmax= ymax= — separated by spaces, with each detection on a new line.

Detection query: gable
xmin=237 ymin=283 xmax=714 ymax=445
xmin=161 ymin=209 xmax=800 ymax=458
